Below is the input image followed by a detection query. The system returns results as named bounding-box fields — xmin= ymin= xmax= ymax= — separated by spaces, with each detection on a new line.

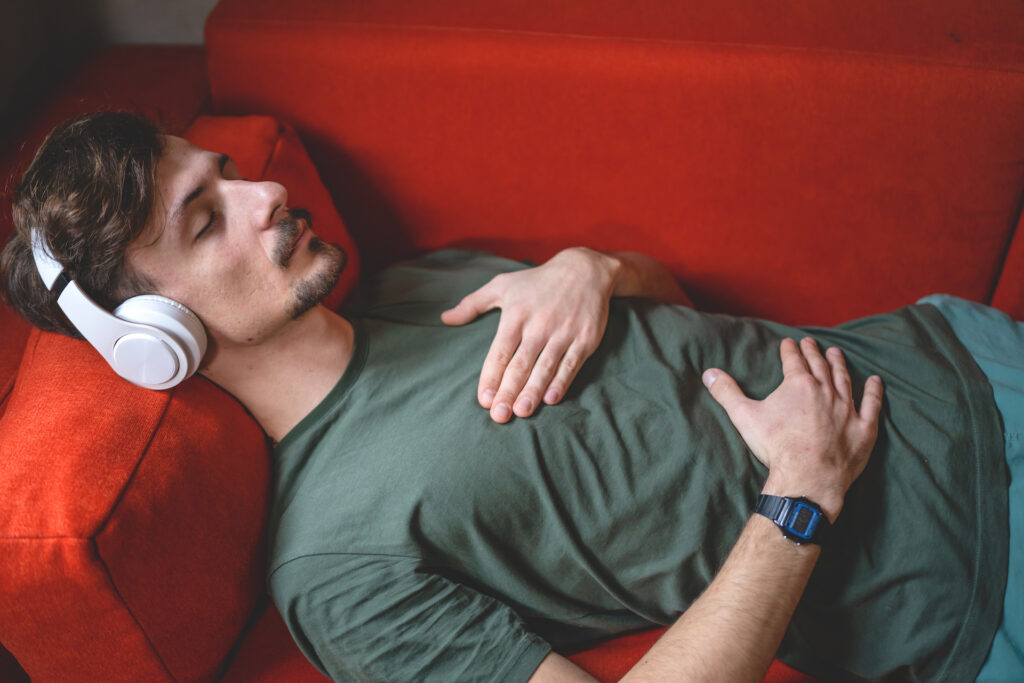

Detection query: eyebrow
xmin=168 ymin=153 xmax=231 ymax=238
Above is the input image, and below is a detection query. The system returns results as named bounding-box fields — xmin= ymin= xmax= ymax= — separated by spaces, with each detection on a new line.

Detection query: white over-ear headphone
xmin=30 ymin=229 xmax=207 ymax=390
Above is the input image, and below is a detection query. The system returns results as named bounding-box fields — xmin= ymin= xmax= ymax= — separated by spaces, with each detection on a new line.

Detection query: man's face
xmin=128 ymin=135 xmax=345 ymax=353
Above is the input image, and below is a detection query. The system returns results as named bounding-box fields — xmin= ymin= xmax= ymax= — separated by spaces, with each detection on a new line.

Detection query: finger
xmin=800 ymin=337 xmax=831 ymax=386
xmin=857 ymin=375 xmax=885 ymax=427
xmin=702 ymin=368 xmax=753 ymax=426
xmin=441 ymin=287 xmax=496 ymax=326
xmin=477 ymin=323 xmax=521 ymax=409
xmin=513 ymin=341 xmax=569 ymax=417
xmin=542 ymin=341 xmax=589 ymax=405
xmin=826 ymin=346 xmax=852 ymax=399
xmin=779 ymin=338 xmax=810 ymax=378
xmin=490 ymin=340 xmax=544 ymax=423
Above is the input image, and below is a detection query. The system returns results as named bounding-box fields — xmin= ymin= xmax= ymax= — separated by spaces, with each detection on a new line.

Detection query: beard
xmin=271 ymin=208 xmax=348 ymax=320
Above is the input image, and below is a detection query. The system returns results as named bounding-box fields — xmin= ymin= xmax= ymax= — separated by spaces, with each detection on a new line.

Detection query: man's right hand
xmin=702 ymin=337 xmax=884 ymax=522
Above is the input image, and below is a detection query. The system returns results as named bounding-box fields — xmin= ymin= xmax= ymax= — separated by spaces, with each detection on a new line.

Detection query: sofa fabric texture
xmin=0 ymin=330 xmax=269 ymax=681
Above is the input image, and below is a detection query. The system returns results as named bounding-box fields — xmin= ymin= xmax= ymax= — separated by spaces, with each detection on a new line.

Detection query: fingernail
xmin=702 ymin=369 xmax=718 ymax=388
xmin=482 ymin=389 xmax=495 ymax=403
xmin=544 ymin=388 xmax=559 ymax=403
xmin=494 ymin=403 xmax=511 ymax=420
xmin=514 ymin=397 xmax=533 ymax=414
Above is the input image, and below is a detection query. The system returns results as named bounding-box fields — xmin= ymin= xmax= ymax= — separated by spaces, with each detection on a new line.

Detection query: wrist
xmin=593 ymin=250 xmax=634 ymax=299
xmin=761 ymin=474 xmax=845 ymax=524
xmin=748 ymin=513 xmax=823 ymax=558
xmin=571 ymin=247 xmax=624 ymax=298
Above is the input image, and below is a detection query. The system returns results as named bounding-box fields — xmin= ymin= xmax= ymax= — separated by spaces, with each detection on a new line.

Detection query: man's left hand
xmin=441 ymin=247 xmax=618 ymax=423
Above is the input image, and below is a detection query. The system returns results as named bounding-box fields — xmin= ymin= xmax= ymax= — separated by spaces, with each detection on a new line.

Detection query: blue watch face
xmin=785 ymin=502 xmax=820 ymax=540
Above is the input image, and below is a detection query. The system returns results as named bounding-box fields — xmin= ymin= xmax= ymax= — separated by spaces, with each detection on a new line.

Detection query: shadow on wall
xmin=0 ymin=0 xmax=217 ymax=136
xmin=0 ymin=1 xmax=105 ymax=137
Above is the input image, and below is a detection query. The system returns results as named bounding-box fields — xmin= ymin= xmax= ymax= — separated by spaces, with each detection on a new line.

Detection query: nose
xmin=227 ymin=179 xmax=288 ymax=231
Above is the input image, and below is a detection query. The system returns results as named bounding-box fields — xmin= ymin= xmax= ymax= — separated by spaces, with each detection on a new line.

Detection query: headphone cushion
xmin=113 ymin=295 xmax=208 ymax=378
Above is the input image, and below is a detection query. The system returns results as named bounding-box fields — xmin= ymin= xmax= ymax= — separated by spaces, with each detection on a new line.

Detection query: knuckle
xmin=508 ymin=353 xmax=534 ymax=372
xmin=536 ymin=354 xmax=558 ymax=373
xmin=560 ymin=355 xmax=581 ymax=374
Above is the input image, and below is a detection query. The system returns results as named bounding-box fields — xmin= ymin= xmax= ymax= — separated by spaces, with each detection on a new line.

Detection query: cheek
xmin=190 ymin=265 xmax=293 ymax=343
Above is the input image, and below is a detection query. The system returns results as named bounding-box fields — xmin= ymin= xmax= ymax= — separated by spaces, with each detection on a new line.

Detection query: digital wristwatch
xmin=754 ymin=494 xmax=829 ymax=545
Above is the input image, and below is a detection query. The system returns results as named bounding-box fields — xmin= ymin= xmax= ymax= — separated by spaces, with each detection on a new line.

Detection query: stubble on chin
xmin=287 ymin=237 xmax=347 ymax=320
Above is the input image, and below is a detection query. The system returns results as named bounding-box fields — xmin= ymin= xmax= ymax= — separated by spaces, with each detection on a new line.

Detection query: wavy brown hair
xmin=0 ymin=111 xmax=163 ymax=338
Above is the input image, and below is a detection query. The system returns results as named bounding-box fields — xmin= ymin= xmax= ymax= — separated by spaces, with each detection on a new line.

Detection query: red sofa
xmin=2 ymin=1 xmax=1024 ymax=680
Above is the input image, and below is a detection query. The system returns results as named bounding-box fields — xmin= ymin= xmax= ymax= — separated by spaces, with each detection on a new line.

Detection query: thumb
xmin=702 ymin=368 xmax=751 ymax=418
xmin=441 ymin=290 xmax=493 ymax=326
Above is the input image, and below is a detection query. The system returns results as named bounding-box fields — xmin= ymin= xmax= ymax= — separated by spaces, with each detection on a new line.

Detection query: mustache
xmin=273 ymin=208 xmax=314 ymax=267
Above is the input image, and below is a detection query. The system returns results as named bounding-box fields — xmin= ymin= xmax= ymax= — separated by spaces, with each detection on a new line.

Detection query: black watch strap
xmin=755 ymin=494 xmax=830 ymax=545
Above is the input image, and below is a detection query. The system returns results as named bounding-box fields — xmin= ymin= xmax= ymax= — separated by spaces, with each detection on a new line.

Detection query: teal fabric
xmin=918 ymin=295 xmax=1024 ymax=682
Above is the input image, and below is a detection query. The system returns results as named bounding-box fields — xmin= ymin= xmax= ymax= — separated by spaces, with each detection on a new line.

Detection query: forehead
xmin=156 ymin=135 xmax=206 ymax=199
xmin=144 ymin=136 xmax=211 ymax=240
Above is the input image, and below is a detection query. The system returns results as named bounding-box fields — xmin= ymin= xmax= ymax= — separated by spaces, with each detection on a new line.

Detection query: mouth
xmin=282 ymin=218 xmax=308 ymax=265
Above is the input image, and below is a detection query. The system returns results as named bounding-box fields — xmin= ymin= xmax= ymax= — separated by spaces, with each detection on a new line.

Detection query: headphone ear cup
xmin=113 ymin=295 xmax=208 ymax=386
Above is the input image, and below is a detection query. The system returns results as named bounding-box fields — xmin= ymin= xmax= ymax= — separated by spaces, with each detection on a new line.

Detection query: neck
xmin=199 ymin=305 xmax=354 ymax=442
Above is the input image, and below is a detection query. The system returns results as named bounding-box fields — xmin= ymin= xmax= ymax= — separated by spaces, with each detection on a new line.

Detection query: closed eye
xmin=195 ymin=210 xmax=218 ymax=240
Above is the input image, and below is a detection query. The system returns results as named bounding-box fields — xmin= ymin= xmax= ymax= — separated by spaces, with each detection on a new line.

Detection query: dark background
xmin=0 ymin=0 xmax=216 ymax=135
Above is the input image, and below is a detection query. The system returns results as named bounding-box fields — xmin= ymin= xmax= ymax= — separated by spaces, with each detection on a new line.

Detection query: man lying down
xmin=2 ymin=112 xmax=1020 ymax=683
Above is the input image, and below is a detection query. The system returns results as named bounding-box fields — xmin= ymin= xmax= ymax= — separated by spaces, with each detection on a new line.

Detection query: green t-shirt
xmin=269 ymin=250 xmax=1008 ymax=682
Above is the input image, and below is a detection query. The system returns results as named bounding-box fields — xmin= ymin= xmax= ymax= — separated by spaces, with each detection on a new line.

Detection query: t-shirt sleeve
xmin=344 ymin=249 xmax=531 ymax=325
xmin=269 ymin=553 xmax=552 ymax=682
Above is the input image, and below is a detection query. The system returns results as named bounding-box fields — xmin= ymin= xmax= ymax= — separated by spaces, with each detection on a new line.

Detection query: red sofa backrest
xmin=206 ymin=0 xmax=1024 ymax=325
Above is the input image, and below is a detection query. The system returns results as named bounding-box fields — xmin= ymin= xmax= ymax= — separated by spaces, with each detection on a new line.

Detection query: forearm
xmin=605 ymin=250 xmax=693 ymax=307
xmin=621 ymin=514 xmax=820 ymax=683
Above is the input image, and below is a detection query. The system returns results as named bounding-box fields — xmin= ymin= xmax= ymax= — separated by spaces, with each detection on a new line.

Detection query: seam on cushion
xmin=211 ymin=17 xmax=1024 ymax=75
xmin=0 ymin=370 xmax=15 ymax=413
xmin=212 ymin=592 xmax=273 ymax=680
xmin=0 ymin=537 xmax=176 ymax=679
xmin=89 ymin=537 xmax=177 ymax=682
xmin=987 ymin=186 xmax=1024 ymax=304
xmin=0 ymin=332 xmax=39 ymax=418
xmin=0 ymin=372 xmax=15 ymax=410
xmin=88 ymin=389 xmax=178 ymax=681
xmin=258 ymin=123 xmax=287 ymax=181
xmin=93 ymin=389 xmax=174 ymax=539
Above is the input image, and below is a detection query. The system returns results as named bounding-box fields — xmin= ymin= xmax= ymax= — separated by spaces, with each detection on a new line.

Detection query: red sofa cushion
xmin=0 ymin=329 xmax=269 ymax=681
xmin=0 ymin=115 xmax=359 ymax=681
